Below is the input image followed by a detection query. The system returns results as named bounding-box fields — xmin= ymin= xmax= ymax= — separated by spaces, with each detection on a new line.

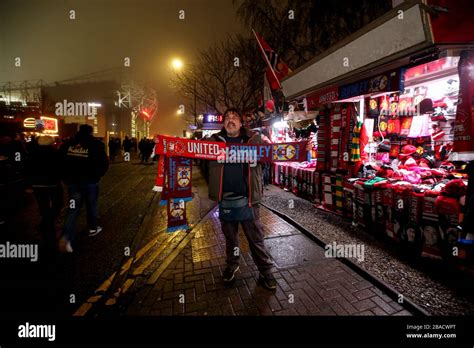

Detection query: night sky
xmin=0 ymin=0 xmax=245 ymax=135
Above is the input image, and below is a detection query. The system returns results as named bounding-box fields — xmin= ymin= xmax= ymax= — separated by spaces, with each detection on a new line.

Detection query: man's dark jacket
xmin=208 ymin=127 xmax=266 ymax=206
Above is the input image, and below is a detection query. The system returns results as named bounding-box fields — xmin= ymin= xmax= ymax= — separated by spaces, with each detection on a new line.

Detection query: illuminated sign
xmin=23 ymin=117 xmax=36 ymax=128
xmin=339 ymin=69 xmax=405 ymax=100
xmin=40 ymin=116 xmax=58 ymax=134
xmin=306 ymin=86 xmax=339 ymax=109
xmin=203 ymin=114 xmax=223 ymax=124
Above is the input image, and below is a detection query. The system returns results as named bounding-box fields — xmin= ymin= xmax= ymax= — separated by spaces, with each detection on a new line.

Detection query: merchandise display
xmin=271 ymin=55 xmax=474 ymax=265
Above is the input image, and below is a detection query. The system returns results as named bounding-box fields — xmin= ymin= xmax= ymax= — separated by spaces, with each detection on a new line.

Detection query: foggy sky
xmin=0 ymin=0 xmax=245 ymax=135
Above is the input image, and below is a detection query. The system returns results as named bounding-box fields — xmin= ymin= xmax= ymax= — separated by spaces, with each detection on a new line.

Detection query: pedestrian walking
xmin=122 ymin=136 xmax=133 ymax=158
xmin=138 ymin=138 xmax=147 ymax=163
xmin=145 ymin=139 xmax=154 ymax=163
xmin=58 ymin=124 xmax=109 ymax=253
xmin=108 ymin=137 xmax=118 ymax=162
xmin=24 ymin=135 xmax=64 ymax=253
xmin=208 ymin=107 xmax=276 ymax=290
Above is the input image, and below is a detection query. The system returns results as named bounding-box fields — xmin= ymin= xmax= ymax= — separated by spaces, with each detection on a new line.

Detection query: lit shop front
xmin=22 ymin=116 xmax=59 ymax=138
xmin=201 ymin=113 xmax=224 ymax=139
xmin=277 ymin=0 xmax=474 ymax=264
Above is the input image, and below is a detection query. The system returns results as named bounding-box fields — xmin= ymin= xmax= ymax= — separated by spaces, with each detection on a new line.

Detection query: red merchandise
xmin=400 ymin=117 xmax=413 ymax=137
xmin=453 ymin=50 xmax=474 ymax=160
xmin=399 ymin=145 xmax=417 ymax=158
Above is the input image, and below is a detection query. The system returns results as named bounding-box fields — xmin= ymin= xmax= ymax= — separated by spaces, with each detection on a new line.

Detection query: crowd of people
xmin=1 ymin=128 xmax=160 ymax=255
xmin=0 ymin=126 xmax=112 ymax=254
xmin=108 ymin=136 xmax=155 ymax=163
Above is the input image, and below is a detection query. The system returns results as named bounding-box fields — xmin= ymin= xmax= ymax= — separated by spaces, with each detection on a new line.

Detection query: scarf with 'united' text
xmin=154 ymin=135 xmax=307 ymax=232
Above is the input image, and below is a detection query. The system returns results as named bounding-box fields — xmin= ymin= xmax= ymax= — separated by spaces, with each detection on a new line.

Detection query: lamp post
xmin=171 ymin=58 xmax=197 ymax=127
xmin=193 ymin=79 xmax=197 ymax=127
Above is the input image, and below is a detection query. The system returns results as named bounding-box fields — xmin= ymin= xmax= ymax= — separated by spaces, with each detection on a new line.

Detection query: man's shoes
xmin=258 ymin=272 xmax=277 ymax=290
xmin=223 ymin=265 xmax=239 ymax=283
xmin=58 ymin=238 xmax=73 ymax=253
xmin=89 ymin=226 xmax=103 ymax=237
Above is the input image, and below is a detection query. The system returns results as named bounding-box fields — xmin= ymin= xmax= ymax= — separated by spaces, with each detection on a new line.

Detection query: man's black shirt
xmin=222 ymin=136 xmax=247 ymax=198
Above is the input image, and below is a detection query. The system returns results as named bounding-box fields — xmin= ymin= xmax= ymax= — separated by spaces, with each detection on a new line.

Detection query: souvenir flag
xmin=252 ymin=29 xmax=290 ymax=90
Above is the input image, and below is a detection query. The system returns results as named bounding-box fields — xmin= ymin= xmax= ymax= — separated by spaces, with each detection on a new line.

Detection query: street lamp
xmin=171 ymin=58 xmax=197 ymax=127
xmin=171 ymin=58 xmax=183 ymax=70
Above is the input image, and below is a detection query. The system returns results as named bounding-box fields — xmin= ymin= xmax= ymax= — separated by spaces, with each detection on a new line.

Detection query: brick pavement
xmin=123 ymin=206 xmax=413 ymax=316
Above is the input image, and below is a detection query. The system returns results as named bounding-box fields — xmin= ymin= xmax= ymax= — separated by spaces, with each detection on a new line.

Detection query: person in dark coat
xmin=108 ymin=137 xmax=118 ymax=162
xmin=59 ymin=124 xmax=109 ymax=253
xmin=24 ymin=136 xmax=64 ymax=251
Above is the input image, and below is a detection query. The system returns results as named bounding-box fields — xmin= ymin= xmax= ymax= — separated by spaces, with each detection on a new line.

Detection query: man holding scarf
xmin=208 ymin=108 xmax=276 ymax=290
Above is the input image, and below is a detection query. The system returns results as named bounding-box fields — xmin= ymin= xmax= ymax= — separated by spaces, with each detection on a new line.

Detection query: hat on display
xmin=420 ymin=151 xmax=436 ymax=168
xmin=431 ymin=112 xmax=447 ymax=122
xmin=440 ymin=162 xmax=455 ymax=172
xmin=404 ymin=157 xmax=417 ymax=167
xmin=440 ymin=179 xmax=467 ymax=198
xmin=399 ymin=144 xmax=417 ymax=157
xmin=378 ymin=139 xmax=391 ymax=152
xmin=404 ymin=171 xmax=421 ymax=184
xmin=419 ymin=98 xmax=434 ymax=114
xmin=432 ymin=130 xmax=445 ymax=140
xmin=433 ymin=100 xmax=448 ymax=109
xmin=377 ymin=164 xmax=394 ymax=178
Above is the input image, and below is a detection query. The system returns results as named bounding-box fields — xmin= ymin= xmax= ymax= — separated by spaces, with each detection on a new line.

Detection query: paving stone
xmin=110 ymin=201 xmax=415 ymax=317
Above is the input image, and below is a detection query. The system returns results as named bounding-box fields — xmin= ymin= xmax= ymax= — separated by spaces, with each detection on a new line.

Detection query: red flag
xmin=252 ymin=29 xmax=290 ymax=90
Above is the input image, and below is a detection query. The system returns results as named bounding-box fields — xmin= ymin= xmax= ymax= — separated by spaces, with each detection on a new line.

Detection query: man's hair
xmin=78 ymin=124 xmax=93 ymax=135
xmin=223 ymin=107 xmax=243 ymax=122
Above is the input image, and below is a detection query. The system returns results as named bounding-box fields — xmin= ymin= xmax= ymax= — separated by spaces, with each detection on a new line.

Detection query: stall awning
xmin=281 ymin=1 xmax=435 ymax=100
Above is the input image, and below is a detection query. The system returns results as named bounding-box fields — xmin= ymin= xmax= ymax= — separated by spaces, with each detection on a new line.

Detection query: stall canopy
xmin=281 ymin=0 xmax=474 ymax=101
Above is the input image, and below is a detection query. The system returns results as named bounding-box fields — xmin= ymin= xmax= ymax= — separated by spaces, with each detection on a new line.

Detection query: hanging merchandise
xmin=373 ymin=115 xmax=388 ymax=137
xmin=389 ymin=94 xmax=399 ymax=117
xmin=400 ymin=116 xmax=413 ymax=137
xmin=350 ymin=121 xmax=363 ymax=162
xmin=453 ymin=50 xmax=474 ymax=160
xmin=271 ymin=46 xmax=473 ymax=268
xmin=387 ymin=118 xmax=401 ymax=135
xmin=292 ymin=121 xmax=318 ymax=139
xmin=379 ymin=95 xmax=390 ymax=116
xmin=419 ymin=98 xmax=434 ymax=115
xmin=398 ymin=93 xmax=414 ymax=116
xmin=408 ymin=114 xmax=430 ymax=138
xmin=369 ymin=98 xmax=379 ymax=117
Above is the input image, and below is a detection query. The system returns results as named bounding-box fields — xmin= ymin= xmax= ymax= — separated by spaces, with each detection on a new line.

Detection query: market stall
xmin=277 ymin=0 xmax=474 ymax=265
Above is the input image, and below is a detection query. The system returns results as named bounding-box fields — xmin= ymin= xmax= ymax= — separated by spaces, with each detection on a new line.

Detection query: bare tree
xmin=234 ymin=0 xmax=392 ymax=69
xmin=171 ymin=34 xmax=266 ymax=127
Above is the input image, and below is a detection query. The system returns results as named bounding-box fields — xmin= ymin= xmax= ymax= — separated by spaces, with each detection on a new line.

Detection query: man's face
xmin=224 ymin=112 xmax=242 ymax=137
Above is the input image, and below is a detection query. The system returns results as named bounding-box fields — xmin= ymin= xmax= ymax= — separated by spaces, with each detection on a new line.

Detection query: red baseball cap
xmin=399 ymin=144 xmax=417 ymax=157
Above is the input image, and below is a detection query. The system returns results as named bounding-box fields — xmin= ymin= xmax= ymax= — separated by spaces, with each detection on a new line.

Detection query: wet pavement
xmin=1 ymin=155 xmax=173 ymax=317
xmin=261 ymin=186 xmax=474 ymax=315
xmin=89 ymin=194 xmax=413 ymax=316
xmin=2 ymin=158 xmax=418 ymax=317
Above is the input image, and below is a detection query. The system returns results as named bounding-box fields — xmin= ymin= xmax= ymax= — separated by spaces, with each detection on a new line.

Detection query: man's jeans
xmin=220 ymin=204 xmax=274 ymax=275
xmin=62 ymin=182 xmax=99 ymax=242
xmin=33 ymin=185 xmax=63 ymax=247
